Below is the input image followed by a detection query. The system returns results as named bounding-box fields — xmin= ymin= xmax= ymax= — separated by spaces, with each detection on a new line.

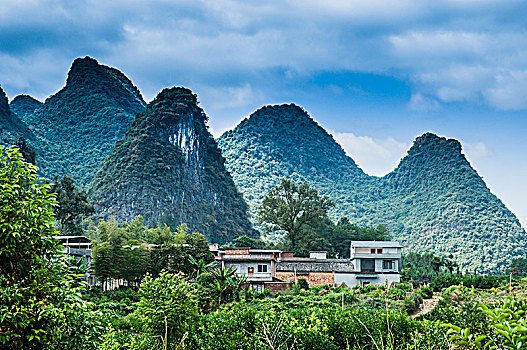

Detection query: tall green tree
xmin=51 ymin=174 xmax=94 ymax=236
xmin=258 ymin=179 xmax=334 ymax=250
xmin=0 ymin=146 xmax=100 ymax=349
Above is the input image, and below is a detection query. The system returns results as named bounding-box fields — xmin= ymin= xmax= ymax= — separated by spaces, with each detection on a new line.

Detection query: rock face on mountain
xmin=218 ymin=105 xmax=527 ymax=271
xmin=10 ymin=95 xmax=43 ymax=120
xmin=89 ymin=87 xmax=256 ymax=243
xmin=24 ymin=56 xmax=146 ymax=186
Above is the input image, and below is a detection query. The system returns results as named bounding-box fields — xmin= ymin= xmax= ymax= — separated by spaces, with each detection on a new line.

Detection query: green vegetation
xmin=89 ymin=216 xmax=214 ymax=289
xmin=258 ymin=178 xmax=334 ymax=250
xmin=51 ymin=174 xmax=94 ymax=235
xmin=88 ymin=87 xmax=256 ymax=244
xmin=0 ymin=146 xmax=101 ymax=349
xmin=9 ymin=94 xmax=42 ymax=120
xmin=218 ymin=104 xmax=527 ymax=271
xmin=23 ymin=56 xmax=146 ymax=187
xmin=0 ymin=86 xmax=35 ymax=159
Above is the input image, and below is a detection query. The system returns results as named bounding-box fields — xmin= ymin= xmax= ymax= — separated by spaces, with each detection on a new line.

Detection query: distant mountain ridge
xmin=89 ymin=87 xmax=256 ymax=244
xmin=0 ymin=86 xmax=34 ymax=148
xmin=218 ymin=104 xmax=377 ymax=223
xmin=10 ymin=95 xmax=42 ymax=120
xmin=218 ymin=104 xmax=527 ymax=271
xmin=24 ymin=56 xmax=146 ymax=186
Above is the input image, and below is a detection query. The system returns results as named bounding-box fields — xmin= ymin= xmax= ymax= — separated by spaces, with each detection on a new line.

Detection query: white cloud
xmin=461 ymin=141 xmax=490 ymax=159
xmin=195 ymin=83 xmax=264 ymax=112
xmin=331 ymin=132 xmax=408 ymax=176
xmin=408 ymin=93 xmax=439 ymax=111
xmin=485 ymin=70 xmax=527 ymax=110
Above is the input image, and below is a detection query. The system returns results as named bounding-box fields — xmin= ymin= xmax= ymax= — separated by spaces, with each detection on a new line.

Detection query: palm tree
xmin=188 ymin=255 xmax=216 ymax=279
xmin=211 ymin=266 xmax=237 ymax=306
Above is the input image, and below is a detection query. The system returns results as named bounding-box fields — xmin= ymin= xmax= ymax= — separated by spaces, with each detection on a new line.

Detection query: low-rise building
xmin=276 ymin=251 xmax=355 ymax=287
xmin=338 ymin=241 xmax=402 ymax=287
xmin=217 ymin=247 xmax=292 ymax=291
xmin=213 ymin=241 xmax=402 ymax=290
xmin=54 ymin=235 xmax=94 ymax=284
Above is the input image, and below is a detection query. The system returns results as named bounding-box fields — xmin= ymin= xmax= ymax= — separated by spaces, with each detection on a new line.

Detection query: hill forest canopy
xmin=218 ymin=104 xmax=527 ymax=272
xmin=0 ymin=57 xmax=524 ymax=271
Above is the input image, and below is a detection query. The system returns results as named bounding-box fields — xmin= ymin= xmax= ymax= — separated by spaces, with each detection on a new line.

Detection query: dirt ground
xmin=411 ymin=295 xmax=442 ymax=318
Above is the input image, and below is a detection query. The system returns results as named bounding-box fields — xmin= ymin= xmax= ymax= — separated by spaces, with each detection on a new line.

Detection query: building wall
xmin=335 ymin=273 xmax=400 ymax=287
xmin=225 ymin=261 xmax=272 ymax=281
xmin=276 ymin=271 xmax=296 ymax=283
xmin=276 ymin=271 xmax=334 ymax=287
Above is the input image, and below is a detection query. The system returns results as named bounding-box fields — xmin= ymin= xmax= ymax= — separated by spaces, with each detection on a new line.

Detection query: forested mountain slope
xmin=219 ymin=105 xmax=527 ymax=271
xmin=89 ymin=87 xmax=256 ymax=244
xmin=217 ymin=104 xmax=378 ymax=222
xmin=10 ymin=95 xmax=42 ymax=120
xmin=24 ymin=56 xmax=146 ymax=186
xmin=0 ymin=86 xmax=34 ymax=148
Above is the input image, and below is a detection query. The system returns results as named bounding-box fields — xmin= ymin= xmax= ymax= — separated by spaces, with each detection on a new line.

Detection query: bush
xmin=418 ymin=286 xmax=434 ymax=299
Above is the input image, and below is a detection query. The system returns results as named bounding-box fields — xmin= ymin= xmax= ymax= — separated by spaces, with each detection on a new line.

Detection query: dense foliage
xmin=89 ymin=216 xmax=214 ymax=289
xmin=88 ymin=87 xmax=256 ymax=243
xmin=9 ymin=94 xmax=42 ymax=120
xmin=218 ymin=105 xmax=526 ymax=271
xmin=258 ymin=179 xmax=334 ymax=250
xmin=23 ymin=56 xmax=146 ymax=187
xmin=51 ymin=174 xmax=94 ymax=235
xmin=0 ymin=86 xmax=35 ymax=156
xmin=0 ymin=146 xmax=101 ymax=349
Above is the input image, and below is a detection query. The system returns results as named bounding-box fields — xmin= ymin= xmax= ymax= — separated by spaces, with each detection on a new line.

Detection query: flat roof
xmin=351 ymin=241 xmax=402 ymax=248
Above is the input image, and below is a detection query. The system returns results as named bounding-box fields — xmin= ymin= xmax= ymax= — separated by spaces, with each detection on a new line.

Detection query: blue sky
xmin=0 ymin=0 xmax=526 ymax=227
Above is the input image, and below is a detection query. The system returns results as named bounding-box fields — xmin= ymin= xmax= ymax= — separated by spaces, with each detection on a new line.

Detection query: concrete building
xmin=276 ymin=251 xmax=355 ymax=287
xmin=336 ymin=241 xmax=402 ymax=287
xmin=54 ymin=235 xmax=94 ymax=285
xmin=217 ymin=247 xmax=292 ymax=291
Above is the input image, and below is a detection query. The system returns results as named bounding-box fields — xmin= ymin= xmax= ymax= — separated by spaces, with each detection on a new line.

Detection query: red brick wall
xmin=224 ymin=248 xmax=249 ymax=255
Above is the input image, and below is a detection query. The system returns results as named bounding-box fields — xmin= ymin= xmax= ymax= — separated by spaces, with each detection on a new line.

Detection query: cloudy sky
xmin=1 ymin=0 xmax=526 ymax=227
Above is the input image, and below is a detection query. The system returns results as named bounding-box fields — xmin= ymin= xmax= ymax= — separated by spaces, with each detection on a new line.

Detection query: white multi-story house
xmin=335 ymin=241 xmax=402 ymax=287
xmin=216 ymin=247 xmax=292 ymax=292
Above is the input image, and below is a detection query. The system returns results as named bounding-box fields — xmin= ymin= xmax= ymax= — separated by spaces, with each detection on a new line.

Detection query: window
xmin=257 ymin=264 xmax=268 ymax=273
xmin=361 ymin=259 xmax=375 ymax=272
xmin=383 ymin=260 xmax=394 ymax=270
xmin=371 ymin=248 xmax=376 ymax=254
xmin=377 ymin=249 xmax=383 ymax=254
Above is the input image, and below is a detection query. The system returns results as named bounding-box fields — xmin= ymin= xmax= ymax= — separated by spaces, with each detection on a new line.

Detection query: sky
xmin=0 ymin=0 xmax=526 ymax=227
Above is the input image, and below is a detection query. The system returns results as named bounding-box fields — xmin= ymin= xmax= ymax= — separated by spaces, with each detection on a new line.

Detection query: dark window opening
xmin=257 ymin=264 xmax=268 ymax=273
xmin=383 ymin=260 xmax=394 ymax=269
xmin=361 ymin=259 xmax=375 ymax=273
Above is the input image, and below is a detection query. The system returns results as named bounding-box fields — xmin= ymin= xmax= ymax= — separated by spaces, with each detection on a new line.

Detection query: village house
xmin=275 ymin=251 xmax=355 ymax=287
xmin=215 ymin=247 xmax=293 ymax=291
xmin=213 ymin=241 xmax=402 ymax=290
xmin=345 ymin=241 xmax=402 ymax=287
xmin=54 ymin=235 xmax=94 ymax=285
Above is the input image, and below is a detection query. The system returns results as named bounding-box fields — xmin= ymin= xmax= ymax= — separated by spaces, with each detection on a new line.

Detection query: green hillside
xmin=24 ymin=56 xmax=146 ymax=186
xmin=0 ymin=86 xmax=34 ymax=148
xmin=218 ymin=105 xmax=527 ymax=271
xmin=9 ymin=94 xmax=42 ymax=120
xmin=217 ymin=104 xmax=378 ymax=223
xmin=89 ymin=87 xmax=256 ymax=244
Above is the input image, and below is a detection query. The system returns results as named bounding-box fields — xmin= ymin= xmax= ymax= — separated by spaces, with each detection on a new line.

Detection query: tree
xmin=51 ymin=174 xmax=94 ymax=236
xmin=0 ymin=146 xmax=100 ymax=349
xmin=138 ymin=272 xmax=199 ymax=348
xmin=258 ymin=179 xmax=334 ymax=250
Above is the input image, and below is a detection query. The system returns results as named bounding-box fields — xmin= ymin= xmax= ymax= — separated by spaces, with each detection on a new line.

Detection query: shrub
xmin=418 ymin=286 xmax=434 ymax=299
